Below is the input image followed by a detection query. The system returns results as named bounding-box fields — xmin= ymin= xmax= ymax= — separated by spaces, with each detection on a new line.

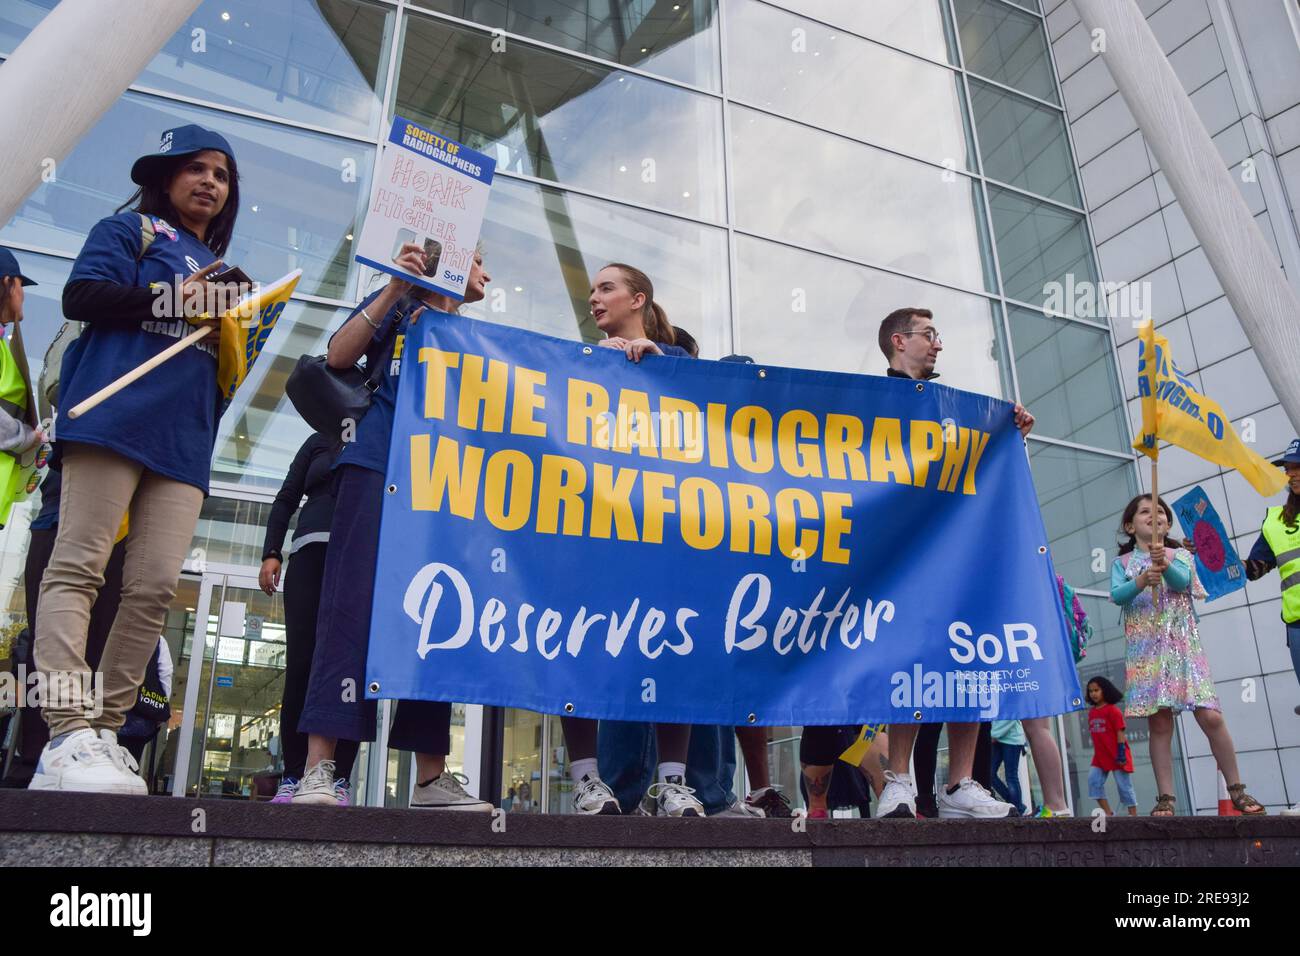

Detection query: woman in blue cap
xmin=1245 ymin=438 xmax=1300 ymax=816
xmin=30 ymin=125 xmax=241 ymax=794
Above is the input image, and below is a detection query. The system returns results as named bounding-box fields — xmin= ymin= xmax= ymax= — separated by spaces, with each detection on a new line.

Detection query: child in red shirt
xmin=1087 ymin=676 xmax=1137 ymax=815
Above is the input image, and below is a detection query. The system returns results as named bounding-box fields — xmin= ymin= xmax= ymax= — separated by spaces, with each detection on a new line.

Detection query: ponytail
xmin=645 ymin=300 xmax=675 ymax=346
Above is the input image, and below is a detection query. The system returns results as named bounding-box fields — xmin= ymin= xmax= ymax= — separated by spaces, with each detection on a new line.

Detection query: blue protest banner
xmin=1171 ymin=485 xmax=1247 ymax=601
xmin=366 ymin=314 xmax=1083 ymax=725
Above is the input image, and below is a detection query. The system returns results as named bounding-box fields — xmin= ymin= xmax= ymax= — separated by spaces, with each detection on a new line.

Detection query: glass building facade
xmin=0 ymin=0 xmax=1190 ymax=812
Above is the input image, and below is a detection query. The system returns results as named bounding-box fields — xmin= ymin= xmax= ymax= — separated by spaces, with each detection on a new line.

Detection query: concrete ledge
xmin=1 ymin=791 xmax=1296 ymax=866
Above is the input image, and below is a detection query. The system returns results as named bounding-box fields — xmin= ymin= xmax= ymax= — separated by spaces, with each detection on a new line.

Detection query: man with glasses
xmin=874 ymin=307 xmax=1035 ymax=819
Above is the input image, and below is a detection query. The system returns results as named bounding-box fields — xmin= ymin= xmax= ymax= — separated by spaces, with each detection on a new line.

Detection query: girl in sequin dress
xmin=1110 ymin=494 xmax=1264 ymax=816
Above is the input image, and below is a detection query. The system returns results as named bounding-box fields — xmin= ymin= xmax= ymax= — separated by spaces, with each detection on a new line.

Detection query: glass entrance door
xmin=171 ymin=571 xmax=287 ymax=798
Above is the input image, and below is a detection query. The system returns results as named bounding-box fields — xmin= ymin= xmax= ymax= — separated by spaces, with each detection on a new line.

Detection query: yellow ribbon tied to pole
xmin=1133 ymin=319 xmax=1286 ymax=497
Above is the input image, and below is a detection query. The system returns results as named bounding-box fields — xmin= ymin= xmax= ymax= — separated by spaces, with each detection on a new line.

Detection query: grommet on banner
xmin=1072 ymin=697 xmax=1082 ymax=707
xmin=915 ymin=382 xmax=924 ymax=392
xmin=747 ymin=713 xmax=757 ymax=724
xmin=368 ymin=681 xmax=380 ymax=694
xmin=913 ymin=710 xmax=923 ymax=721
xmin=564 ymin=702 xmax=575 ymax=713
xmin=1037 ymin=546 xmax=1047 ymax=554
xmin=582 ymin=346 xmax=592 ymax=355
xmin=758 ymin=369 xmax=767 ymax=379
xmin=386 ymin=484 xmax=397 ymax=495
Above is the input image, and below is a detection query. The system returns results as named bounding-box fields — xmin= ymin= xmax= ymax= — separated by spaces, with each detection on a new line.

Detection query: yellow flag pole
xmin=1150 ymin=458 xmax=1162 ymax=602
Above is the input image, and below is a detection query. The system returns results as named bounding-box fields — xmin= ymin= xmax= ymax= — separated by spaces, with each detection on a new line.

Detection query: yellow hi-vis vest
xmin=1261 ymin=506 xmax=1300 ymax=624
xmin=0 ymin=336 xmax=37 ymax=527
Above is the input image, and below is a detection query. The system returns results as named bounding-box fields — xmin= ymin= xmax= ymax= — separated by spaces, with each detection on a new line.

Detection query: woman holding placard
xmin=30 ymin=125 xmax=241 ymax=794
xmin=294 ymin=243 xmax=493 ymax=810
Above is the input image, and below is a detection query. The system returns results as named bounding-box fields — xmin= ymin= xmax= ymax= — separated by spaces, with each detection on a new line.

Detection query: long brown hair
xmin=604 ymin=262 xmax=674 ymax=345
xmin=1116 ymin=494 xmax=1187 ymax=555
xmin=1283 ymin=490 xmax=1299 ymax=532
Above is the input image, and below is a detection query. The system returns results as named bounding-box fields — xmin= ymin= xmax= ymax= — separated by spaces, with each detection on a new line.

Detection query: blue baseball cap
xmin=1273 ymin=438 xmax=1300 ymax=467
xmin=130 ymin=124 xmax=236 ymax=186
xmin=0 ymin=248 xmax=36 ymax=286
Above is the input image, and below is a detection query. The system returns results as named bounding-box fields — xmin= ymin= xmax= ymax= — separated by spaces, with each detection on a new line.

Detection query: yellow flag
xmin=217 ymin=269 xmax=302 ymax=401
xmin=838 ymin=723 xmax=886 ymax=767
xmin=1132 ymin=320 xmax=1285 ymax=496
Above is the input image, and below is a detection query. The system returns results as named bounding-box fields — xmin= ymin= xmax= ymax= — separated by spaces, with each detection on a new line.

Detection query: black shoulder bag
xmin=286 ymin=299 xmax=410 ymax=440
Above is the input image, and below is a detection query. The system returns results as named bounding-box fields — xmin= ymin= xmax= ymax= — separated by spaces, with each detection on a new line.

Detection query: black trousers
xmin=914 ymin=721 xmax=993 ymax=798
xmin=300 ymin=466 xmax=450 ymax=756
xmin=280 ymin=542 xmax=360 ymax=781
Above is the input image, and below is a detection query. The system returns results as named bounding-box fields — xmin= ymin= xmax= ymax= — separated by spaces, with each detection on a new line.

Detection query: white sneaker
xmin=28 ymin=728 xmax=146 ymax=795
xmin=877 ymin=771 xmax=917 ymax=819
xmin=100 ymin=730 xmax=149 ymax=795
xmin=938 ymin=778 xmax=1013 ymax=819
xmin=1281 ymin=804 xmax=1300 ymax=817
xmin=637 ymin=780 xmax=704 ymax=817
xmin=573 ymin=775 xmax=621 ymax=815
xmin=411 ymin=771 xmax=493 ymax=811
xmin=711 ymin=798 xmax=765 ymax=818
xmin=293 ymin=760 xmax=340 ymax=805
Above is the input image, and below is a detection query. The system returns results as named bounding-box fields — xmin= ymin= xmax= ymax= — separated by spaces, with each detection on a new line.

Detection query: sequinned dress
xmin=1110 ymin=548 xmax=1219 ymax=717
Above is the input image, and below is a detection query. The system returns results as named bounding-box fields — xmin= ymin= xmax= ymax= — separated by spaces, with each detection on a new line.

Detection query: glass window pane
xmin=761 ymin=0 xmax=952 ymax=63
xmin=953 ymin=0 xmax=1058 ymax=104
xmin=735 ymin=235 xmax=1010 ymax=397
xmin=1008 ymin=305 xmax=1130 ymax=452
xmin=988 ymin=185 xmax=1096 ymax=310
xmin=1 ymin=92 xmax=373 ymax=300
xmin=0 ymin=0 xmax=56 ymax=55
xmin=502 ymin=709 xmax=542 ymax=811
xmin=727 ymin=0 xmax=973 ymax=169
xmin=189 ymin=498 xmax=277 ymax=567
xmin=970 ymin=79 xmax=1081 ymax=206
xmin=213 ymin=301 xmax=350 ymax=489
xmin=1028 ymin=441 xmax=1138 ymax=591
xmin=132 ymin=0 xmax=393 ymax=138
xmin=451 ymin=176 xmax=729 ymax=356
xmin=395 ymin=12 xmax=724 ymax=221
xmin=732 ymin=106 xmax=996 ymax=293
xmin=3 ymin=2 xmax=393 ymax=138
xmin=414 ymin=0 xmax=720 ymax=91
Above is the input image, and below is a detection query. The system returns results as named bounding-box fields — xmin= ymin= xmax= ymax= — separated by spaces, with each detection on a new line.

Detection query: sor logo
xmin=443 ymin=270 xmax=465 ymax=284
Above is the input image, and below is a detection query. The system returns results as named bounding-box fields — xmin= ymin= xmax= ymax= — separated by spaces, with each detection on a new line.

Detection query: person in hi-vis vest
xmin=1245 ymin=437 xmax=1300 ymax=817
xmin=0 ymin=249 xmax=50 ymax=524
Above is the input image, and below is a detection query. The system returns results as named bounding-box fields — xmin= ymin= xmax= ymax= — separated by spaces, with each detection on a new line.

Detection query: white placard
xmin=354 ymin=116 xmax=496 ymax=300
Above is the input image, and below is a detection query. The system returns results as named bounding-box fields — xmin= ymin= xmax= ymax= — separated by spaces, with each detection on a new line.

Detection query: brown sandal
xmin=1227 ymin=783 xmax=1266 ymax=815
xmin=1151 ymin=794 xmax=1176 ymax=816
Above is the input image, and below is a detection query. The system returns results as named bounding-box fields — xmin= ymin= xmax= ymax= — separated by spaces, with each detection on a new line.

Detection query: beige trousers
xmin=34 ymin=444 xmax=203 ymax=737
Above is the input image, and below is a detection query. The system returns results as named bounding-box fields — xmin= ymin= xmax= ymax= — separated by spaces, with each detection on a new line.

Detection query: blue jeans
xmin=1089 ymin=765 xmax=1137 ymax=806
xmin=989 ymin=741 xmax=1024 ymax=814
xmin=598 ymin=723 xmax=736 ymax=815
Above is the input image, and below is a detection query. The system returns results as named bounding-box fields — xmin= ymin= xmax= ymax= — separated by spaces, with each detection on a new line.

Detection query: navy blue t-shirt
xmin=58 ymin=212 xmax=221 ymax=493
xmin=336 ymin=291 xmax=452 ymax=475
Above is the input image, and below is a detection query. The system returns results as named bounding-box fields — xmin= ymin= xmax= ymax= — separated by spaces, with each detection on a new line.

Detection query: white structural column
xmin=1072 ymin=0 xmax=1300 ymax=429
xmin=0 ymin=0 xmax=203 ymax=228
